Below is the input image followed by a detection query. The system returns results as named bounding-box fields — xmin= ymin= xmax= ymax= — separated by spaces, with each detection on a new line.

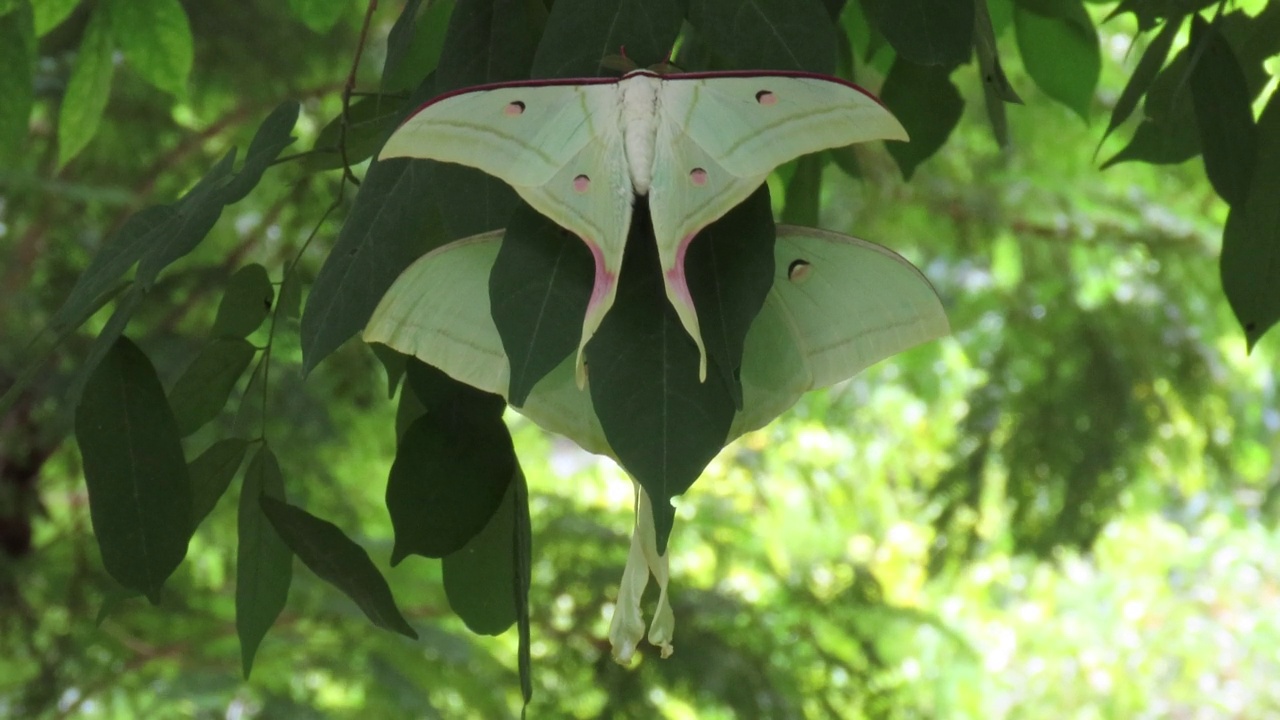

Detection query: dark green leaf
xmin=688 ymin=0 xmax=838 ymax=72
xmin=1102 ymin=49 xmax=1198 ymax=168
xmin=975 ymin=0 xmax=1022 ymax=147
xmin=132 ymin=150 xmax=237 ymax=286
xmin=586 ymin=202 xmax=736 ymax=554
xmin=513 ymin=467 xmax=532 ymax=711
xmin=288 ymin=0 xmax=348 ymax=33
xmin=216 ymin=101 xmax=300 ymax=205
xmin=861 ymin=0 xmax=974 ymax=67
xmin=168 ymin=338 xmax=256 ymax=437
xmin=0 ymin=5 xmax=34 ymax=163
xmin=490 ymin=204 xmax=594 ymax=407
xmin=1013 ymin=0 xmax=1099 ymax=119
xmin=1189 ymin=15 xmax=1257 ymax=207
xmin=189 ymin=438 xmax=250 ymax=531
xmin=236 ymin=445 xmax=292 ymax=678
xmin=386 ymin=411 xmax=515 ymax=563
xmin=1105 ymin=0 xmax=1212 ymax=31
xmin=213 ymin=264 xmax=274 ymax=338
xmin=260 ymin=496 xmax=418 ymax=638
xmin=530 ymin=0 xmax=683 ymax=77
xmin=105 ymin=0 xmax=193 ymax=96
xmin=686 ymin=186 xmax=776 ymax=410
xmin=782 ymin=155 xmax=822 ymax=226
xmin=75 ymin=336 xmax=191 ymax=604
xmin=384 ymin=0 xmax=454 ymax=93
xmin=57 ymin=4 xmax=114 ymax=166
xmin=301 ymin=158 xmax=442 ymax=372
xmin=1104 ymin=14 xmax=1180 ymax=141
xmin=306 ymin=94 xmax=407 ymax=172
xmin=404 ymin=357 xmax=506 ymax=421
xmin=428 ymin=163 xmax=519 ymax=240
xmin=1222 ymin=90 xmax=1280 ymax=348
xmin=880 ymin=58 xmax=964 ymax=179
xmin=64 ymin=289 xmax=144 ymax=408
xmin=373 ymin=344 xmax=409 ymax=399
xmin=442 ymin=472 xmax=519 ymax=635
xmin=435 ymin=0 xmax=544 ymax=92
xmin=278 ymin=264 xmax=303 ymax=319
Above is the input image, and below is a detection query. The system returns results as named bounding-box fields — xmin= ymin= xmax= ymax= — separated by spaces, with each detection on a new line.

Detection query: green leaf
xmin=372 ymin=345 xmax=409 ymax=399
xmin=782 ymin=155 xmax=822 ymax=226
xmin=861 ymin=0 xmax=974 ymax=67
xmin=386 ymin=410 xmax=515 ymax=563
xmin=189 ymin=438 xmax=250 ymax=531
xmin=1101 ymin=49 xmax=1198 ymax=168
xmin=975 ymin=0 xmax=1023 ymax=147
xmin=880 ymin=58 xmax=964 ymax=179
xmin=688 ymin=0 xmax=838 ymax=72
xmin=384 ymin=0 xmax=453 ymax=94
xmin=1103 ymin=15 xmax=1180 ymax=141
xmin=75 ymin=336 xmax=192 ymax=604
xmin=104 ymin=0 xmax=193 ymax=97
xmin=442 ymin=471 xmax=520 ymax=635
xmin=1105 ymin=0 xmax=1212 ymax=32
xmin=260 ymin=496 xmax=418 ymax=638
xmin=513 ymin=467 xmax=532 ymax=711
xmin=435 ymin=0 xmax=544 ymax=92
xmin=301 ymin=158 xmax=442 ymax=372
xmin=215 ymin=101 xmax=300 ymax=205
xmin=586 ymin=202 xmax=737 ymax=554
xmin=0 ymin=5 xmax=34 ymax=164
xmin=168 ymin=338 xmax=257 ymax=437
xmin=1188 ymin=15 xmax=1257 ymax=207
xmin=287 ymin=0 xmax=347 ymax=33
xmin=490 ymin=204 xmax=594 ymax=407
xmin=213 ymin=264 xmax=274 ymax=338
xmin=34 ymin=0 xmax=79 ymax=35
xmin=686 ymin=186 xmax=776 ymax=410
xmin=404 ymin=358 xmax=507 ymax=419
xmin=530 ymin=0 xmax=683 ymax=77
xmin=1013 ymin=0 xmax=1099 ymax=119
xmin=306 ymin=94 xmax=407 ymax=172
xmin=236 ymin=445 xmax=292 ymax=678
xmin=57 ymin=3 xmax=114 ymax=167
xmin=1221 ymin=90 xmax=1280 ymax=348
xmin=278 ymin=264 xmax=303 ymax=320
xmin=428 ymin=162 xmax=519 ymax=240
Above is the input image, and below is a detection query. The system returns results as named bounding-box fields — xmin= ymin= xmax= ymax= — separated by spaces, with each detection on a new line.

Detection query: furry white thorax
xmin=619 ymin=72 xmax=662 ymax=195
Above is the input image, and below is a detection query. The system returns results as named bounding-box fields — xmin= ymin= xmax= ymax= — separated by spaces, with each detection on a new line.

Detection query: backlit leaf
xmin=105 ymin=0 xmax=193 ymax=97
xmin=57 ymin=4 xmax=114 ymax=167
xmin=288 ymin=0 xmax=347 ymax=33
xmin=880 ymin=57 xmax=964 ymax=179
xmin=1188 ymin=15 xmax=1256 ymax=207
xmin=1014 ymin=0 xmax=1099 ymax=119
xmin=442 ymin=472 xmax=520 ymax=635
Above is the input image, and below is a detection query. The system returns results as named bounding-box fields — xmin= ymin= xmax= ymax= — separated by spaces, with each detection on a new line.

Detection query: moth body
xmin=619 ymin=71 xmax=661 ymax=195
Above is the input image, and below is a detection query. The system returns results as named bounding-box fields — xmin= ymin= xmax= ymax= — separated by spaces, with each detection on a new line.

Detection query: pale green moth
xmin=364 ymin=225 xmax=948 ymax=660
xmin=379 ymin=70 xmax=909 ymax=386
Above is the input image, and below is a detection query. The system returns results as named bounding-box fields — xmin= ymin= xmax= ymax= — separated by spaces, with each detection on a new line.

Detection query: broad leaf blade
xmin=213 ymin=264 xmax=274 ymax=338
xmin=531 ymin=0 xmax=683 ymax=77
xmin=236 ymin=445 xmax=292 ymax=678
xmin=216 ymin=101 xmax=300 ymax=205
xmin=1014 ymin=0 xmax=1100 ymax=119
xmin=490 ymin=204 xmax=594 ymax=407
xmin=0 ymin=5 xmax=34 ymax=164
xmin=104 ymin=0 xmax=193 ymax=97
xmin=1104 ymin=15 xmax=1179 ymax=141
xmin=1188 ymin=15 xmax=1257 ymax=207
xmin=688 ymin=0 xmax=838 ymax=72
xmin=587 ymin=203 xmax=736 ymax=554
xmin=306 ymin=94 xmax=406 ymax=172
xmin=57 ymin=4 xmax=114 ymax=167
xmin=442 ymin=472 xmax=520 ymax=635
xmin=75 ymin=337 xmax=192 ymax=604
xmin=168 ymin=338 xmax=256 ymax=437
xmin=861 ymin=0 xmax=974 ymax=68
xmin=260 ymin=497 xmax=418 ymax=638
xmin=435 ymin=0 xmax=544 ymax=92
xmin=880 ymin=58 xmax=964 ymax=179
xmin=189 ymin=438 xmax=250 ymax=531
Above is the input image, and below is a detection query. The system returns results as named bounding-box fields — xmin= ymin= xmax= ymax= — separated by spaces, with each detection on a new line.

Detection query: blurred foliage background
xmin=2 ymin=0 xmax=1280 ymax=718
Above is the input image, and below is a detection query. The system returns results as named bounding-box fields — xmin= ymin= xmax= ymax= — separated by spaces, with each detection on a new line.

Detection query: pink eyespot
xmin=504 ymin=101 xmax=526 ymax=116
xmin=573 ymin=174 xmax=590 ymax=192
xmin=689 ymin=168 xmax=708 ymax=186
xmin=755 ymin=90 xmax=777 ymax=106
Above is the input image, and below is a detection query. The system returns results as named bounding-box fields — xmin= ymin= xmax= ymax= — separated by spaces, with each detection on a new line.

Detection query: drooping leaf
xmin=75 ymin=336 xmax=191 ymax=604
xmin=287 ymin=0 xmax=348 ymax=33
xmin=57 ymin=3 xmax=114 ymax=167
xmin=189 ymin=438 xmax=250 ymax=531
xmin=260 ymin=496 xmax=418 ymax=638
xmin=974 ymin=0 xmax=1023 ymax=147
xmin=386 ymin=398 xmax=515 ymax=562
xmin=34 ymin=0 xmax=79 ymax=36
xmin=880 ymin=58 xmax=964 ymax=179
xmin=214 ymin=100 xmax=301 ymax=205
xmin=236 ymin=445 xmax=292 ymax=678
xmin=1013 ymin=0 xmax=1100 ymax=119
xmin=490 ymin=204 xmax=594 ymax=407
xmin=404 ymin=358 xmax=507 ymax=420
xmin=688 ymin=0 xmax=838 ymax=72
xmin=1188 ymin=15 xmax=1257 ymax=207
xmin=1221 ymin=90 xmax=1280 ymax=348
xmin=514 ymin=468 xmax=532 ymax=711
xmin=213 ymin=264 xmax=274 ymax=339
xmin=104 ymin=0 xmax=193 ymax=97
xmin=1103 ymin=14 xmax=1180 ymax=141
xmin=306 ymin=94 xmax=407 ymax=172
xmin=530 ymin=0 xmax=683 ymax=77
xmin=586 ymin=202 xmax=737 ymax=554
xmin=167 ymin=338 xmax=256 ymax=437
xmin=860 ymin=0 xmax=974 ymax=68
xmin=442 ymin=470 xmax=520 ymax=635
xmin=0 ymin=5 xmax=34 ymax=163
xmin=301 ymin=159 xmax=442 ymax=372
xmin=685 ymin=186 xmax=776 ymax=410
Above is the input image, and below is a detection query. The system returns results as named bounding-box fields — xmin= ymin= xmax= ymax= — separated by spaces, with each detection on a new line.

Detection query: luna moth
xmin=379 ymin=70 xmax=908 ymax=385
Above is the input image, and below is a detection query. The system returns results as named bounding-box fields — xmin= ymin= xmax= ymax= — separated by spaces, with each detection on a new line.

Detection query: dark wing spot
xmin=787 ymin=259 xmax=811 ymax=282
xmin=755 ymin=90 xmax=777 ymax=105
